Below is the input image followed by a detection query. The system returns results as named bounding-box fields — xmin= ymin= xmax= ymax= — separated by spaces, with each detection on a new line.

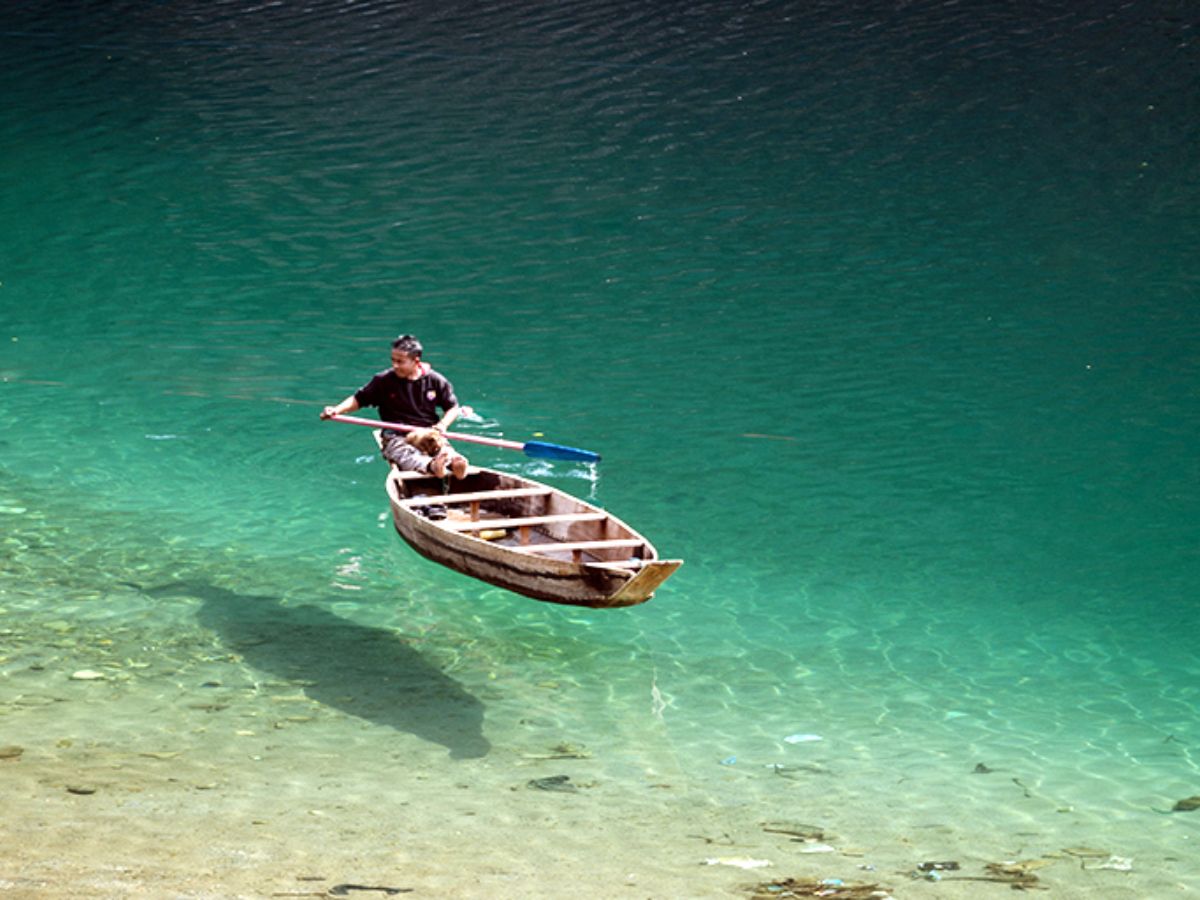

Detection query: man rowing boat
xmin=320 ymin=334 xmax=469 ymax=479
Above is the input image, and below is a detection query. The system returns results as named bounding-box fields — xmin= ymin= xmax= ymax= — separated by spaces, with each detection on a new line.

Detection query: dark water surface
xmin=2 ymin=0 xmax=1197 ymax=893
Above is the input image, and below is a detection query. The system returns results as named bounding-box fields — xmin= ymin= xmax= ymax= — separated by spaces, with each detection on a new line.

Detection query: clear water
xmin=2 ymin=2 xmax=1197 ymax=896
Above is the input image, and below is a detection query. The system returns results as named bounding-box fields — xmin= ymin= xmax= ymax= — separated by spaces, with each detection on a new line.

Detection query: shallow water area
xmin=3 ymin=469 xmax=1198 ymax=897
xmin=3 ymin=0 xmax=1199 ymax=897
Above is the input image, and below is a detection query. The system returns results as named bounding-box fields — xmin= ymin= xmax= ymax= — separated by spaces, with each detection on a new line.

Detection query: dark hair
xmin=391 ymin=334 xmax=423 ymax=358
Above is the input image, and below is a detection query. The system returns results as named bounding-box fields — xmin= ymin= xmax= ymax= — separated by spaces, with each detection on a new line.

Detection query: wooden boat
xmin=375 ymin=435 xmax=681 ymax=608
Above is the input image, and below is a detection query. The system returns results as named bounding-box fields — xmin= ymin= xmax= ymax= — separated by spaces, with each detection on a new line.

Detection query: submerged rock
xmin=0 ymin=745 xmax=24 ymax=760
xmin=527 ymin=775 xmax=577 ymax=793
xmin=1172 ymin=796 xmax=1200 ymax=812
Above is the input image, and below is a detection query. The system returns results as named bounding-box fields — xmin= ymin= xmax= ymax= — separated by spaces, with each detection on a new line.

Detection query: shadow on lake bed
xmin=143 ymin=581 xmax=490 ymax=760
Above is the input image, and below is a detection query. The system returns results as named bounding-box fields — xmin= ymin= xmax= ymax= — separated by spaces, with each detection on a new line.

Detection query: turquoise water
xmin=2 ymin=2 xmax=1198 ymax=895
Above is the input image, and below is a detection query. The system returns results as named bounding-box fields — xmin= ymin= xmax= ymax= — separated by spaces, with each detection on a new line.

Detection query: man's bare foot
xmin=428 ymin=452 xmax=448 ymax=478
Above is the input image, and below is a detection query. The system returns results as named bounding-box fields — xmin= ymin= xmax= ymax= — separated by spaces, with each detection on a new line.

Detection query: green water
xmin=2 ymin=1 xmax=1198 ymax=894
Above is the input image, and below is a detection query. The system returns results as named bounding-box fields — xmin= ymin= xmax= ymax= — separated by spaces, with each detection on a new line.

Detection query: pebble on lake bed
xmin=70 ymin=670 xmax=106 ymax=681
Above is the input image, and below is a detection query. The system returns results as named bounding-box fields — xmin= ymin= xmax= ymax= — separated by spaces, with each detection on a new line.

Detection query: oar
xmin=328 ymin=414 xmax=601 ymax=463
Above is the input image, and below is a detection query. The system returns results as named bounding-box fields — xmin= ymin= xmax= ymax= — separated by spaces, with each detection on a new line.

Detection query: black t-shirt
xmin=353 ymin=365 xmax=458 ymax=428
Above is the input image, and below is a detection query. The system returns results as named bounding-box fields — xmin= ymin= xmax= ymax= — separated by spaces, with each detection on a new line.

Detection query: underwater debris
xmin=981 ymin=859 xmax=1052 ymax=890
xmin=767 ymin=762 xmax=831 ymax=779
xmin=746 ymin=877 xmax=892 ymax=899
xmin=1081 ymin=855 xmax=1133 ymax=872
xmin=783 ymin=733 xmax=824 ymax=744
xmin=1061 ymin=847 xmax=1109 ymax=860
xmin=761 ymin=821 xmax=829 ymax=843
xmin=1151 ymin=795 xmax=1200 ymax=814
xmin=521 ymin=742 xmax=592 ymax=760
xmin=688 ymin=831 xmax=735 ymax=846
xmin=705 ymin=857 xmax=771 ymax=869
xmin=909 ymin=859 xmax=1056 ymax=891
xmin=917 ymin=861 xmax=959 ymax=872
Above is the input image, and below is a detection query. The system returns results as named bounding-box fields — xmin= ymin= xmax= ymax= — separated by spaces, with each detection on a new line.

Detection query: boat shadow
xmin=152 ymin=580 xmax=491 ymax=760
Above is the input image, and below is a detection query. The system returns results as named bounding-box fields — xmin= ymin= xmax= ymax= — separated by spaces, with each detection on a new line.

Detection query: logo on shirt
xmin=426 ymin=390 xmax=436 ymax=400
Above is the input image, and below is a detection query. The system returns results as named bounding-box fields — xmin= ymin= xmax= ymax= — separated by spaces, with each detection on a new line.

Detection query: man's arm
xmin=434 ymin=404 xmax=461 ymax=433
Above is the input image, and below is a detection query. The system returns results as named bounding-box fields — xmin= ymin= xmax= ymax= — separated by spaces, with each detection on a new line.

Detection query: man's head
xmin=392 ymin=334 xmax=423 ymax=358
xmin=391 ymin=334 xmax=423 ymax=379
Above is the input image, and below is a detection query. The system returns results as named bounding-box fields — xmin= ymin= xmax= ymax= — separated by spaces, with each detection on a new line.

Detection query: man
xmin=320 ymin=334 xmax=469 ymax=479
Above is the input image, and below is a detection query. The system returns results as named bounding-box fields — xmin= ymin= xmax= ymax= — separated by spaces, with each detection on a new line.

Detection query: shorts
xmin=380 ymin=431 xmax=464 ymax=474
xmin=380 ymin=431 xmax=435 ymax=472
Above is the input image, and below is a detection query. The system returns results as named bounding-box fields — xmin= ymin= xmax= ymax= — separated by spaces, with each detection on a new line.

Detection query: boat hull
xmin=382 ymin=464 xmax=680 ymax=608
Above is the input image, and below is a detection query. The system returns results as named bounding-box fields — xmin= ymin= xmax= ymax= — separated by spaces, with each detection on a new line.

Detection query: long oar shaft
xmin=328 ymin=414 xmax=600 ymax=462
xmin=330 ymin=414 xmax=522 ymax=450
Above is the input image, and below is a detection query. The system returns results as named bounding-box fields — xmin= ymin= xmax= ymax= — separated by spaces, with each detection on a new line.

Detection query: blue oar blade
xmin=523 ymin=440 xmax=601 ymax=463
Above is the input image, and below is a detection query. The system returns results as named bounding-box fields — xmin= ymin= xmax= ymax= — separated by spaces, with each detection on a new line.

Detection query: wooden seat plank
xmin=511 ymin=539 xmax=645 ymax=555
xmin=390 ymin=470 xmax=431 ymax=481
xmin=400 ymin=487 xmax=551 ymax=507
xmin=389 ymin=467 xmax=484 ymax=480
xmin=443 ymin=512 xmax=608 ymax=532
